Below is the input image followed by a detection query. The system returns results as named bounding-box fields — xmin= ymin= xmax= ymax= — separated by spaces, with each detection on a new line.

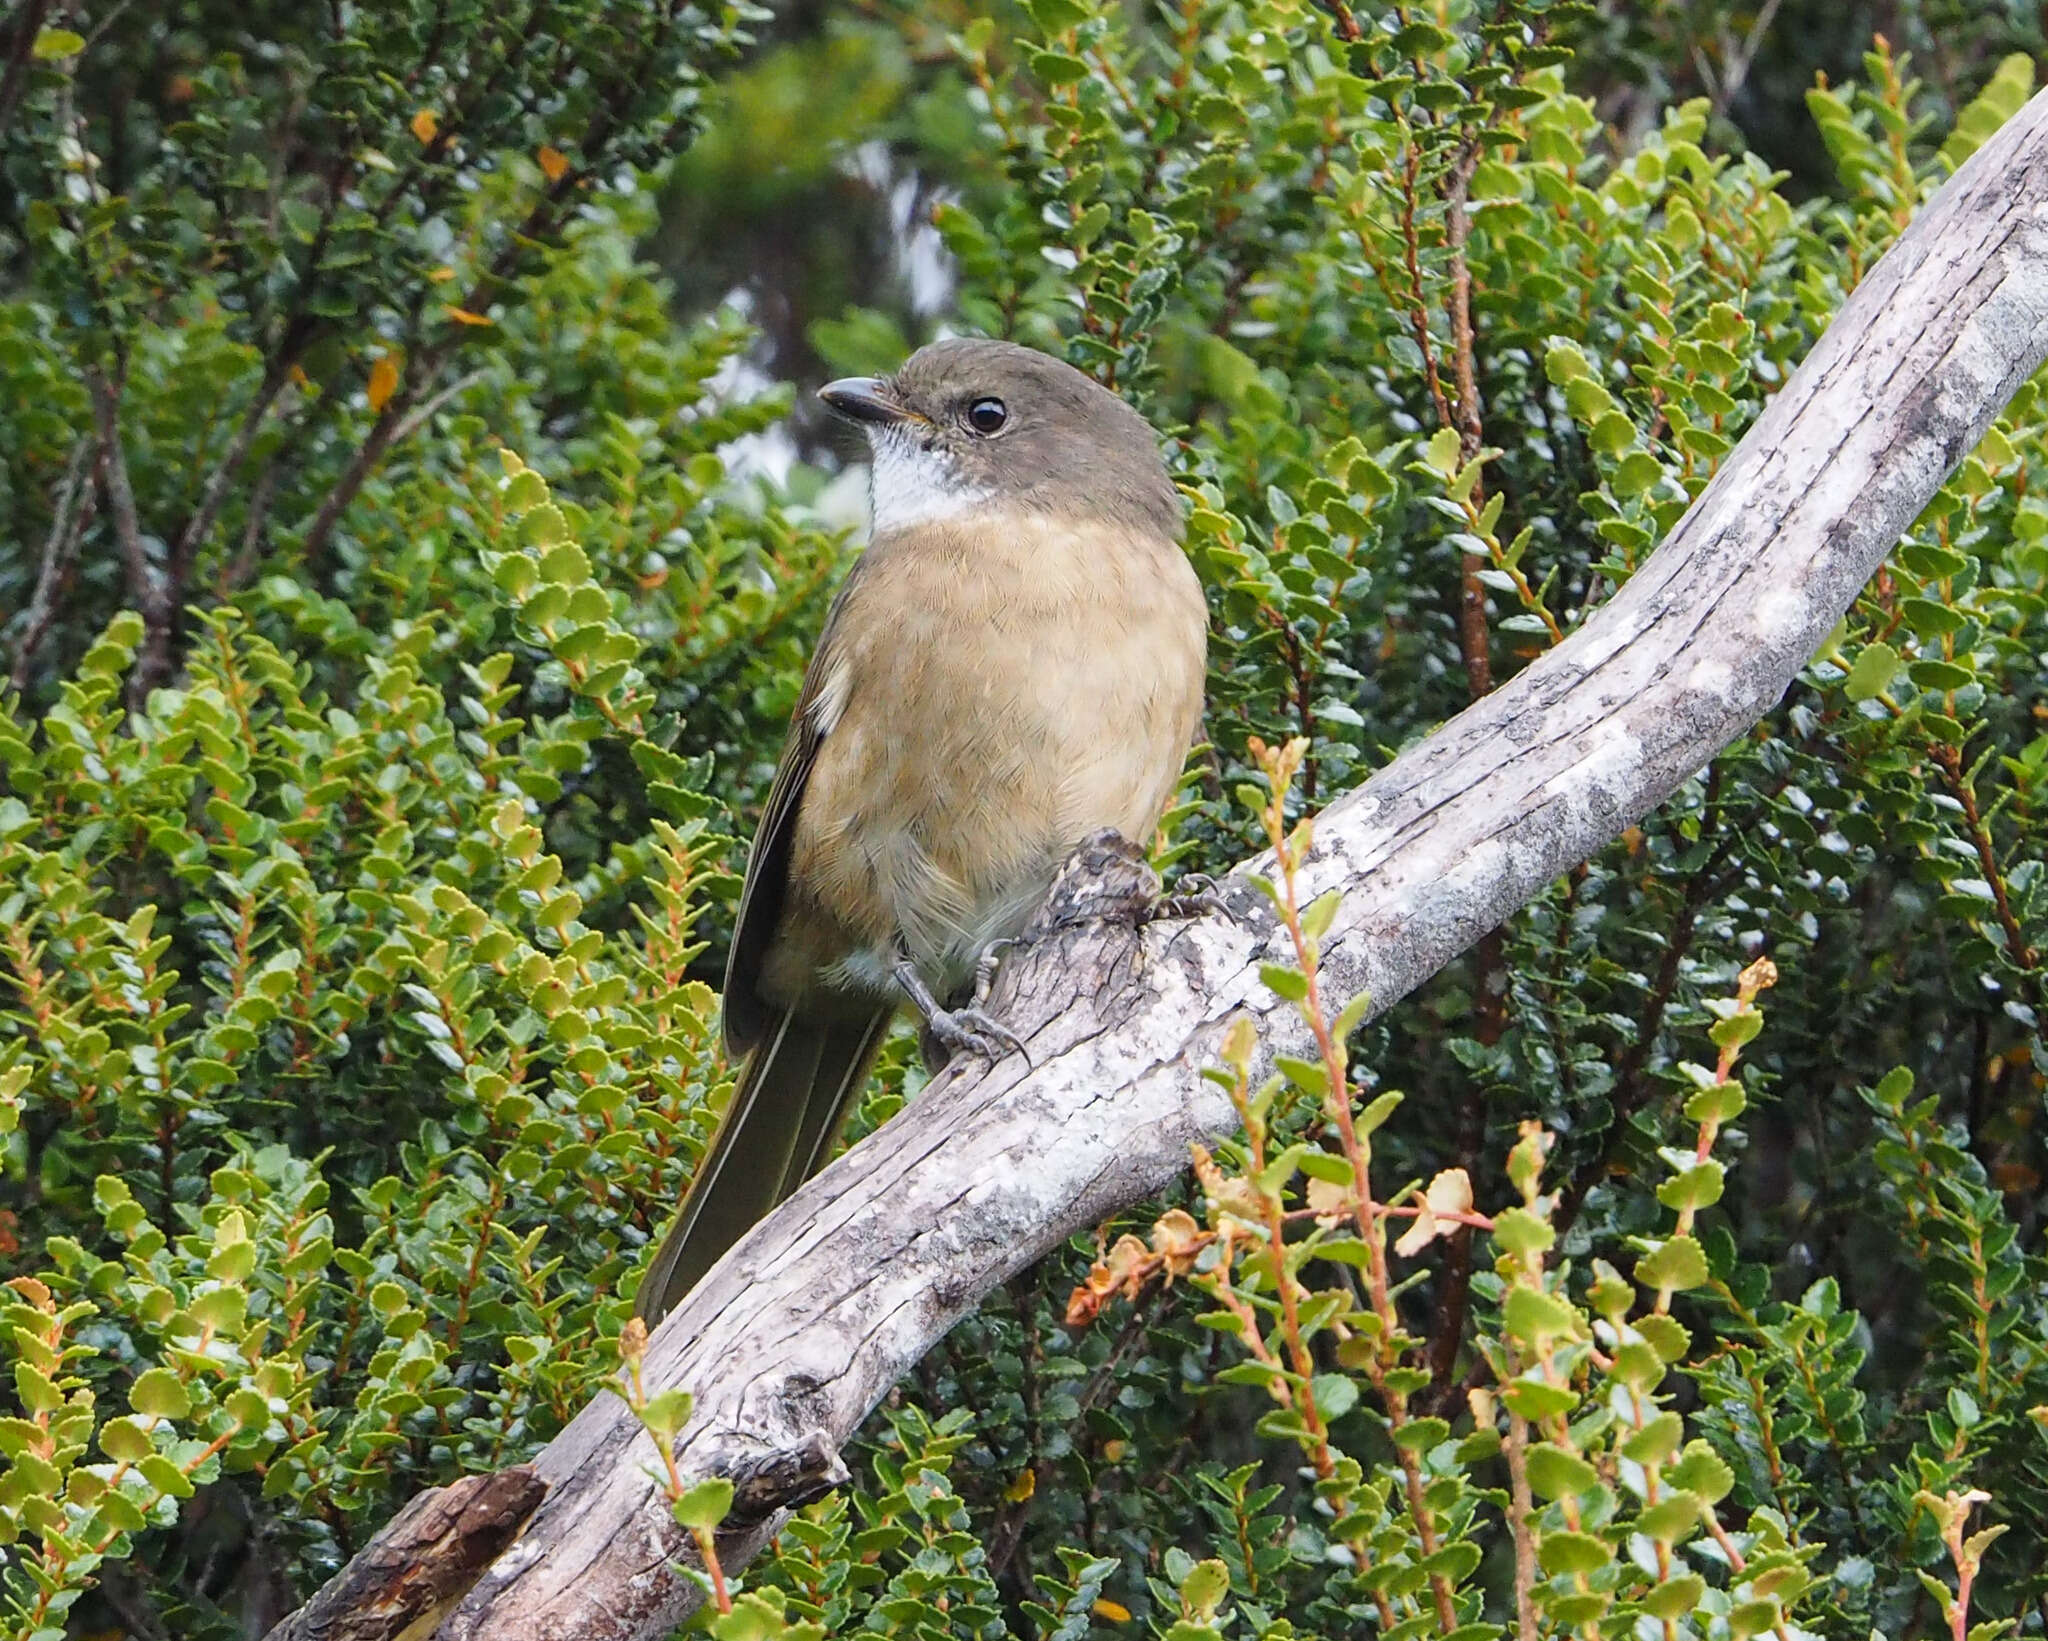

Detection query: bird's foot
xmin=894 ymin=949 xmax=1031 ymax=1069
xmin=1145 ymin=872 xmax=1229 ymax=923
xmin=971 ymin=937 xmax=1022 ymax=1009
xmin=922 ymin=1002 xmax=1031 ymax=1066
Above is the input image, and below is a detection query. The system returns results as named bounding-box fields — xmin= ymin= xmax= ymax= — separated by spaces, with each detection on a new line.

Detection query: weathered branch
xmin=264 ymin=1469 xmax=545 ymax=1641
xmin=267 ymin=90 xmax=2048 ymax=1641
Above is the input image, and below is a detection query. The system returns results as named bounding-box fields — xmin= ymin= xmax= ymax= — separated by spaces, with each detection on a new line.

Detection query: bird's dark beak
xmin=818 ymin=376 xmax=919 ymax=427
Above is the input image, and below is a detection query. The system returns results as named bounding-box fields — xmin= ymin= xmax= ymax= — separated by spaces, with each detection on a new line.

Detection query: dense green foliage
xmin=3 ymin=2 xmax=2048 ymax=1638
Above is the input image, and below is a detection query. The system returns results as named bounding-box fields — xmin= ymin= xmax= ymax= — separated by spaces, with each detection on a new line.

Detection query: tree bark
xmin=265 ymin=88 xmax=2048 ymax=1641
xmin=264 ymin=1469 xmax=544 ymax=1641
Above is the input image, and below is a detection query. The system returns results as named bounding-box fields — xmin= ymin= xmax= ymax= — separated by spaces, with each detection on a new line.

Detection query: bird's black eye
xmin=965 ymin=397 xmax=1008 ymax=435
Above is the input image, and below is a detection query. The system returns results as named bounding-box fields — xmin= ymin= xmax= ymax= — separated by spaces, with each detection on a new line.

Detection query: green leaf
xmin=1611 ymin=450 xmax=1664 ymax=498
xmin=1503 ymin=1285 xmax=1580 ymax=1347
xmin=1259 ymin=963 xmax=1308 ymax=1003
xmin=1499 ymin=1376 xmax=1576 ymax=1421
xmin=1491 ymin=1206 xmax=1554 ymax=1259
xmin=1021 ymin=0 xmax=1091 ymax=31
xmin=94 ymin=1486 xmax=148 ymax=1536
xmin=1180 ymin=1559 xmax=1231 ymax=1620
xmin=1636 ymin=1492 xmax=1702 ymax=1542
xmin=536 ymin=538 xmax=588 ymax=582
xmin=1421 ymin=425 xmax=1463 ymax=477
xmin=1525 ymin=1442 xmax=1598 ymax=1499
xmin=1634 ymin=1314 xmax=1692 ymax=1364
xmin=1635 ymin=1235 xmax=1709 ymax=1294
xmin=32 ymin=27 xmax=86 ymax=58
xmin=1642 ymin=1575 xmax=1707 ymax=1620
xmin=1683 ymin=1081 xmax=1746 ymax=1125
xmin=1029 ymin=49 xmax=1090 ymax=86
xmin=1708 ymin=1010 xmax=1762 ymax=1051
xmin=1274 ymin=1055 xmax=1328 ymax=1096
xmin=1910 ymin=658 xmax=1974 ymax=692
xmin=672 ymin=1476 xmax=733 ymax=1532
xmin=1940 ymin=53 xmax=2035 ymax=171
xmin=1620 ymin=1411 xmax=1683 ymax=1466
xmin=1536 ymin=1529 xmax=1610 ymax=1575
xmin=636 ymin=1387 xmax=694 ymax=1445
xmin=502 ymin=469 xmax=549 ymax=512
xmin=1310 ymin=1368 xmax=1359 ymax=1417
xmin=493 ymin=553 xmax=538 ymax=598
xmin=1391 ymin=1414 xmax=1448 ymax=1452
xmin=1666 ymin=1441 xmax=1734 ymax=1502
xmin=1656 ymin=1161 xmax=1726 ymax=1212
xmin=130 ymin=1368 xmax=191 ymax=1421
xmin=1298 ymin=888 xmax=1341 ymax=941
xmin=1843 ymin=641 xmax=1899 ymax=701
xmin=1332 ymin=990 xmax=1373 ymax=1040
xmin=225 ymin=1386 xmax=272 ymax=1432
xmin=99 ymin=1415 xmax=155 ymax=1464
xmin=1590 ymin=411 xmax=1636 ymax=456
xmin=1544 ymin=341 xmax=1591 ymax=384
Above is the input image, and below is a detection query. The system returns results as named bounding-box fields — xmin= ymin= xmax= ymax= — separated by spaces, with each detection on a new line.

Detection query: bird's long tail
xmin=635 ymin=1006 xmax=893 ymax=1324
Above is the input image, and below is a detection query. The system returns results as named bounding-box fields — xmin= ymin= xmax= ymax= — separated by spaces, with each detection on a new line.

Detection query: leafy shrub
xmin=3 ymin=1 xmax=2048 ymax=1638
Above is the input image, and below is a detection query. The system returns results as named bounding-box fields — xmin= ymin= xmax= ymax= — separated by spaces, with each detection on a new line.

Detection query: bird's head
xmin=819 ymin=338 xmax=1180 ymax=542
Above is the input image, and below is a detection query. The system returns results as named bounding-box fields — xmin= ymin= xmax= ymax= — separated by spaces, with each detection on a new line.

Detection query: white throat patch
xmin=866 ymin=430 xmax=993 ymax=537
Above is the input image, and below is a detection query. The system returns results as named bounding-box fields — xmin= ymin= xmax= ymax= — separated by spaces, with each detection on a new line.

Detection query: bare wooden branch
xmin=263 ymin=1468 xmax=545 ymax=1641
xmin=264 ymin=90 xmax=2048 ymax=1641
xmin=299 ymin=381 xmax=419 ymax=575
xmin=84 ymin=367 xmax=179 ymax=703
xmin=9 ymin=435 xmax=97 ymax=691
xmin=392 ymin=367 xmax=489 ymax=447
xmin=173 ymin=362 xmax=295 ymax=569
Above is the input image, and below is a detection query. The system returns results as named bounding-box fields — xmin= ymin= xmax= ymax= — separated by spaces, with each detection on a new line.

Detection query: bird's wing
xmin=721 ymin=552 xmax=872 ymax=1055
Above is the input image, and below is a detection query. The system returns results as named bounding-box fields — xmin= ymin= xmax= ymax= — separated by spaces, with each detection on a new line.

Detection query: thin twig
xmin=0 ymin=0 xmax=52 ymax=148
xmin=85 ymin=366 xmax=177 ymax=702
xmin=1426 ymin=136 xmax=1499 ymax=1406
xmin=1713 ymin=0 xmax=1785 ymax=117
xmin=10 ymin=435 xmax=97 ymax=691
xmin=1504 ymin=1407 xmax=1539 ymax=1641
xmin=215 ymin=460 xmax=280 ymax=598
xmin=173 ymin=362 xmax=295 ymax=567
xmin=392 ymin=366 xmax=487 ymax=445
xmin=1444 ymin=136 xmax=1491 ymax=701
xmin=82 ymin=0 xmax=137 ymax=51
xmin=298 ymin=381 xmax=419 ymax=572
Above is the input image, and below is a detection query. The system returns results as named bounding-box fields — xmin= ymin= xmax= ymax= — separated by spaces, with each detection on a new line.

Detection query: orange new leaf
xmin=366 ymin=353 xmax=400 ymax=413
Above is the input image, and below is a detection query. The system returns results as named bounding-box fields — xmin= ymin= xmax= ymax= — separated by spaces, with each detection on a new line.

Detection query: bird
xmin=634 ymin=337 xmax=1209 ymax=1323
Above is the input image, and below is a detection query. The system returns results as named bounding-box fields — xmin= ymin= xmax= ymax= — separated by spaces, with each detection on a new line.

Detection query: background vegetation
xmin=2 ymin=1 xmax=2048 ymax=1637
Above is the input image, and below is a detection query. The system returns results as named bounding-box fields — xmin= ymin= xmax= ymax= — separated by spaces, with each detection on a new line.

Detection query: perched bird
xmin=635 ymin=338 xmax=1208 ymax=1323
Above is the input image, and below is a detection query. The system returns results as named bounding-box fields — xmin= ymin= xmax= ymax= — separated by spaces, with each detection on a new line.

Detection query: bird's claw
xmin=1146 ymin=872 xmax=1228 ymax=923
xmin=925 ymin=1003 xmax=1031 ymax=1066
xmin=971 ymin=937 xmax=1022 ymax=1009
